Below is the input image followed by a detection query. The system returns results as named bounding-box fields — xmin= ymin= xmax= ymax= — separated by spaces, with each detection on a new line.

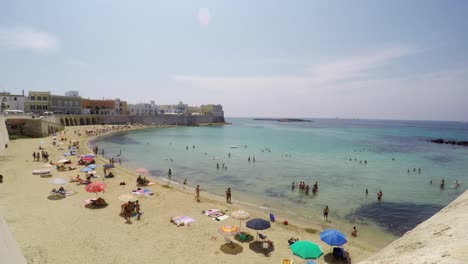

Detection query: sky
xmin=1 ymin=1 xmax=468 ymax=121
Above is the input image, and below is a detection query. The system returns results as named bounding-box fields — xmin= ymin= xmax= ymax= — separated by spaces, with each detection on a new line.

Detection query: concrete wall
xmin=0 ymin=116 xmax=9 ymax=154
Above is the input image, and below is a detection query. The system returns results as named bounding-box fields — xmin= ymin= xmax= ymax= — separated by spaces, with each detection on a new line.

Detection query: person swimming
xmin=377 ymin=190 xmax=383 ymax=201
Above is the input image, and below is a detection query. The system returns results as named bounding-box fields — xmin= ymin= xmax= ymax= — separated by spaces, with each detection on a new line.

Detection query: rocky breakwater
xmin=428 ymin=138 xmax=468 ymax=147
xmin=358 ymin=190 xmax=468 ymax=264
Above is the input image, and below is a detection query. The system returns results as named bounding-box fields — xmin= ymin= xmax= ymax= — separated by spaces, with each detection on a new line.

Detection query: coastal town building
xmin=0 ymin=91 xmax=26 ymax=113
xmin=200 ymin=104 xmax=224 ymax=117
xmin=81 ymin=98 xmax=128 ymax=115
xmin=157 ymin=101 xmax=188 ymax=115
xmin=25 ymin=91 xmax=51 ymax=114
xmin=128 ymin=101 xmax=159 ymax=116
xmin=50 ymin=92 xmax=82 ymax=115
xmin=186 ymin=106 xmax=201 ymax=115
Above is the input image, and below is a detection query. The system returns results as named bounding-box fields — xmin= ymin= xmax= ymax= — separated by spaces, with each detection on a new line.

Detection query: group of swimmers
xmin=292 ymin=181 xmax=319 ymax=194
xmin=408 ymin=168 xmax=422 ymax=174
xmin=349 ymin=158 xmax=367 ymax=164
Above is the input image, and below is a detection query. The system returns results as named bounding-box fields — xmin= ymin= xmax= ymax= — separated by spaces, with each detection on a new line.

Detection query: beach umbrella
xmin=218 ymin=225 xmax=240 ymax=236
xmin=85 ymin=182 xmax=107 ymax=197
xmin=42 ymin=163 xmax=53 ymax=168
xmin=48 ymin=178 xmax=67 ymax=185
xmin=231 ymin=210 xmax=250 ymax=231
xmin=246 ymin=218 xmax=270 ymax=239
xmin=246 ymin=218 xmax=270 ymax=231
xmin=320 ymin=229 xmax=347 ymax=246
xmin=118 ymin=194 xmax=137 ymax=202
xmin=103 ymin=163 xmax=114 ymax=169
xmin=83 ymin=157 xmax=94 ymax=162
xmin=290 ymin=240 xmax=324 ymax=260
xmin=87 ymin=164 xmax=97 ymax=169
xmin=135 ymin=168 xmax=149 ymax=174
xmin=80 ymin=167 xmax=94 ymax=172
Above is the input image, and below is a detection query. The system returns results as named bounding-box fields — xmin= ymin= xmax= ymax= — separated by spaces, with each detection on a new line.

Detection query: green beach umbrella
xmin=290 ymin=240 xmax=323 ymax=260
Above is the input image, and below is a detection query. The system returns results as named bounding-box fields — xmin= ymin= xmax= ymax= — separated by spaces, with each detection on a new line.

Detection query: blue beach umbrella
xmin=320 ymin=229 xmax=347 ymax=246
xmin=80 ymin=167 xmax=93 ymax=172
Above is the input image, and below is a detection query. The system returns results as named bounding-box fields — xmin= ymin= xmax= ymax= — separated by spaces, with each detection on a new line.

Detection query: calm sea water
xmin=90 ymin=118 xmax=468 ymax=237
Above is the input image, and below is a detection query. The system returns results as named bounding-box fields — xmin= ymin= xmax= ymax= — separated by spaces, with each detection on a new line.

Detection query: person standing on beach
xmin=248 ymin=156 xmax=251 ymax=162
xmin=365 ymin=189 xmax=368 ymax=196
xmin=168 ymin=168 xmax=172 ymax=177
xmin=33 ymin=152 xmax=36 ymax=162
xmin=323 ymin=206 xmax=329 ymax=221
xmin=377 ymin=190 xmax=383 ymax=201
xmin=136 ymin=200 xmax=141 ymax=220
xmin=226 ymin=188 xmax=232 ymax=203
xmin=291 ymin=182 xmax=295 ymax=191
xmin=195 ymin=185 xmax=200 ymax=202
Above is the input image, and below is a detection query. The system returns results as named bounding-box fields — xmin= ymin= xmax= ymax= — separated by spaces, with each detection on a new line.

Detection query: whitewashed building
xmin=0 ymin=91 xmax=26 ymax=113
xmin=128 ymin=100 xmax=159 ymax=116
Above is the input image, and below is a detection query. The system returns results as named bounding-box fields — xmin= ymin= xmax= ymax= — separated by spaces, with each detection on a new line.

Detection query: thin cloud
xmin=0 ymin=26 xmax=59 ymax=51
xmin=197 ymin=8 xmax=211 ymax=25
xmin=171 ymin=46 xmax=419 ymax=92
xmin=65 ymin=59 xmax=86 ymax=66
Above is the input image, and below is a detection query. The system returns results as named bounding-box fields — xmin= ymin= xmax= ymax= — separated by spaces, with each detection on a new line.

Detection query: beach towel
xmin=83 ymin=198 xmax=97 ymax=205
xmin=64 ymin=191 xmax=77 ymax=196
xmin=203 ymin=209 xmax=220 ymax=215
xmin=208 ymin=211 xmax=225 ymax=218
xmin=213 ymin=215 xmax=229 ymax=221
xmin=171 ymin=215 xmax=195 ymax=226
xmin=131 ymin=189 xmax=154 ymax=195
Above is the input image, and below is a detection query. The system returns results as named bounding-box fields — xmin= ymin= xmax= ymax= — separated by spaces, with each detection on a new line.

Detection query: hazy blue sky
xmin=1 ymin=1 xmax=467 ymax=120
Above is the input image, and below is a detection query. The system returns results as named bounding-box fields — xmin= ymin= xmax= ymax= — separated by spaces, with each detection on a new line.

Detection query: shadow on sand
xmin=323 ymin=253 xmax=347 ymax=264
xmin=249 ymin=241 xmax=274 ymax=257
xmin=47 ymin=194 xmax=65 ymax=200
xmin=220 ymin=243 xmax=243 ymax=255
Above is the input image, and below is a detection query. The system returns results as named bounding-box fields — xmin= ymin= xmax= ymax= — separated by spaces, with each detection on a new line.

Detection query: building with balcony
xmin=25 ymin=91 xmax=51 ymax=114
xmin=50 ymin=92 xmax=82 ymax=114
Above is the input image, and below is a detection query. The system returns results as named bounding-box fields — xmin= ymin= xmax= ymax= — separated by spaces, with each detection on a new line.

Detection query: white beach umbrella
xmin=231 ymin=210 xmax=251 ymax=231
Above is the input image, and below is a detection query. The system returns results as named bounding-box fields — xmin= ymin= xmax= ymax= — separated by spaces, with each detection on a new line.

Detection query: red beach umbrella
xmin=135 ymin=168 xmax=149 ymax=174
xmin=85 ymin=182 xmax=107 ymax=197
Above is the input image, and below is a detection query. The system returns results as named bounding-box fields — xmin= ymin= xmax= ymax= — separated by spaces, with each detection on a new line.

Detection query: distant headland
xmin=253 ymin=118 xmax=313 ymax=123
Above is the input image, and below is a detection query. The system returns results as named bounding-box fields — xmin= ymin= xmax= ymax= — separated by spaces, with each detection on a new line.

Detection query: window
xmin=44 ymin=105 xmax=47 ymax=110
xmin=58 ymin=101 xmax=62 ymax=106
xmin=30 ymin=96 xmax=35 ymax=100
xmin=43 ymin=96 xmax=47 ymax=101
xmin=64 ymin=101 xmax=68 ymax=107
xmin=31 ymin=105 xmax=35 ymax=110
xmin=14 ymin=97 xmax=17 ymax=101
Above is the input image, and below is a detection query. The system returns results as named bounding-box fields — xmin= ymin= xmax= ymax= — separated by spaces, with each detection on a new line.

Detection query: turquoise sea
xmin=90 ymin=118 xmax=468 ymax=240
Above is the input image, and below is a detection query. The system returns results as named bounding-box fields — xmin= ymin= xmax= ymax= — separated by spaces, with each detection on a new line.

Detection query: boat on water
xmin=230 ymin=145 xmax=238 ymax=149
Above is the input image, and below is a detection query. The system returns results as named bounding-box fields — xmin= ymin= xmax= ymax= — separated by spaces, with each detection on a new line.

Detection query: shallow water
xmin=90 ymin=118 xmax=468 ymax=237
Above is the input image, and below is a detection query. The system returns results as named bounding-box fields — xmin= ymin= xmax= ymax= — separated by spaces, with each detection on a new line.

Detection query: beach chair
xmin=224 ymin=237 xmax=234 ymax=248
xmin=281 ymin=258 xmax=293 ymax=264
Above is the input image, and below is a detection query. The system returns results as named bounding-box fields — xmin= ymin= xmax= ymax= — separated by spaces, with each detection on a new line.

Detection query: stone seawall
xmin=54 ymin=114 xmax=225 ymax=126
xmin=5 ymin=118 xmax=63 ymax=138
xmin=358 ymin=190 xmax=468 ymax=264
xmin=0 ymin=116 xmax=9 ymax=154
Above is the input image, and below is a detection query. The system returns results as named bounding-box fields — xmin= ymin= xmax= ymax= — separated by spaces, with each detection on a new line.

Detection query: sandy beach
xmin=0 ymin=125 xmax=380 ymax=264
